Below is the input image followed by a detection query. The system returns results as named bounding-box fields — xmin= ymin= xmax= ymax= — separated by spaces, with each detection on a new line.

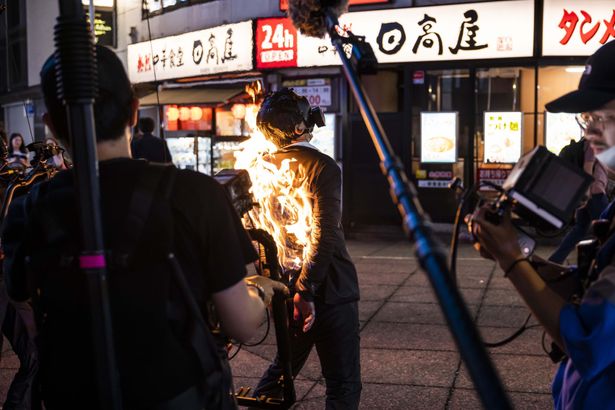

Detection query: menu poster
xmin=484 ymin=112 xmax=523 ymax=163
xmin=310 ymin=113 xmax=336 ymax=159
xmin=545 ymin=112 xmax=582 ymax=155
xmin=420 ymin=112 xmax=458 ymax=163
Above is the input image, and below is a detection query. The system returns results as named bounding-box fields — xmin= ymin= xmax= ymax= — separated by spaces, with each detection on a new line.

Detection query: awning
xmin=139 ymin=87 xmax=244 ymax=106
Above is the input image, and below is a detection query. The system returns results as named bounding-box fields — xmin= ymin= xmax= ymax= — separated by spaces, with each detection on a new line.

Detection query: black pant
xmin=0 ymin=281 xmax=38 ymax=410
xmin=254 ymin=301 xmax=361 ymax=410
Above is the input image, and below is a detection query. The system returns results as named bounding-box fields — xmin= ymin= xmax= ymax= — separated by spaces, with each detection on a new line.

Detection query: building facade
xmin=1 ymin=0 xmax=612 ymax=230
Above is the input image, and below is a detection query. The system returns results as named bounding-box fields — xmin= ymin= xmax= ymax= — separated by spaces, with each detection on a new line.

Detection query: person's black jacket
xmin=131 ymin=133 xmax=172 ymax=163
xmin=269 ymin=143 xmax=359 ymax=305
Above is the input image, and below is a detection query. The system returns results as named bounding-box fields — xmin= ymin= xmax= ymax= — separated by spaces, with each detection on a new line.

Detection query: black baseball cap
xmin=546 ymin=40 xmax=615 ymax=113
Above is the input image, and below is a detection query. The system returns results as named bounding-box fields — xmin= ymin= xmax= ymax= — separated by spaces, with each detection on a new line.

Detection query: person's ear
xmin=130 ymin=98 xmax=139 ymax=127
xmin=294 ymin=122 xmax=306 ymax=136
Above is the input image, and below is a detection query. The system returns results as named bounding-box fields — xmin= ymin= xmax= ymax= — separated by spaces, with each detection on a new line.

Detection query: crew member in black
xmin=253 ymin=89 xmax=361 ymax=409
xmin=2 ymin=46 xmax=285 ymax=409
xmin=131 ymin=116 xmax=172 ymax=163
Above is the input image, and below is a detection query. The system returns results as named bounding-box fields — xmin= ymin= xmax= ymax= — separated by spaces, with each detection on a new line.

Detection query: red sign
xmin=256 ymin=18 xmax=298 ymax=69
xmin=279 ymin=0 xmax=389 ymax=11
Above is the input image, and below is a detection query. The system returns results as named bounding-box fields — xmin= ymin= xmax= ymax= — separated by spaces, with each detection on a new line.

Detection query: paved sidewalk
xmin=0 ymin=240 xmax=560 ymax=409
xmin=232 ymin=240 xmax=559 ymax=409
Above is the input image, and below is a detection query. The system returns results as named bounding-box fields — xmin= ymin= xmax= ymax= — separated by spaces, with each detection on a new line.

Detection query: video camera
xmin=213 ymin=169 xmax=296 ymax=409
xmin=486 ymin=146 xmax=592 ymax=230
xmin=26 ymin=141 xmax=63 ymax=167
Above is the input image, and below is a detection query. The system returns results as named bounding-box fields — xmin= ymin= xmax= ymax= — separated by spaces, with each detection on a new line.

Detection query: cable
xmin=242 ymin=307 xmax=271 ymax=347
xmin=228 ymin=343 xmax=242 ymax=360
xmin=483 ymin=313 xmax=533 ymax=348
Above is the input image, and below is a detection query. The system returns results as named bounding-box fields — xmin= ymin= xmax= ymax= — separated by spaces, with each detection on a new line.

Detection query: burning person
xmin=251 ymin=89 xmax=361 ymax=408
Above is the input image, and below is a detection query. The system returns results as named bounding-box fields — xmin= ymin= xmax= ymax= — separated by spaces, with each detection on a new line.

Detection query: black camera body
xmin=487 ymin=146 xmax=592 ymax=230
xmin=26 ymin=141 xmax=63 ymax=166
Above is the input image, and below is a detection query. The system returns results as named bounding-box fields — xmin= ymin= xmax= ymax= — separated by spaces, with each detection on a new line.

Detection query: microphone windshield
xmin=287 ymin=0 xmax=348 ymax=38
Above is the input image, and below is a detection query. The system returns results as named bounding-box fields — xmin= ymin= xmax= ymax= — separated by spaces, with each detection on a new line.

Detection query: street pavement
xmin=0 ymin=239 xmax=561 ymax=409
xmin=232 ymin=239 xmax=560 ymax=410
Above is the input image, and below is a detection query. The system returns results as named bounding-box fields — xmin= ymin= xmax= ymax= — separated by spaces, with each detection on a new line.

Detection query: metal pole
xmin=56 ymin=1 xmax=122 ymax=408
xmin=325 ymin=12 xmax=512 ymax=410
xmin=89 ymin=0 xmax=95 ymax=34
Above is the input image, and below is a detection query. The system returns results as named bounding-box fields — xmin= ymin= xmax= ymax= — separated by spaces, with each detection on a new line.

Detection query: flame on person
xmin=234 ymin=99 xmax=313 ymax=272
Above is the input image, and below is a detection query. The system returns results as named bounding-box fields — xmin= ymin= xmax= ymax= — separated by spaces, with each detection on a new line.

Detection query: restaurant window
xmin=538 ymin=66 xmax=584 ymax=155
xmin=0 ymin=0 xmax=28 ymax=92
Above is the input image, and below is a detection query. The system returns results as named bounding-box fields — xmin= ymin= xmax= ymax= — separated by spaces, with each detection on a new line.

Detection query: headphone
xmin=257 ymin=88 xmax=326 ymax=146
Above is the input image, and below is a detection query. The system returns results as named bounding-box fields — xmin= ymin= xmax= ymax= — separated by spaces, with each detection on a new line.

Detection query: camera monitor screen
xmin=503 ymin=146 xmax=592 ymax=229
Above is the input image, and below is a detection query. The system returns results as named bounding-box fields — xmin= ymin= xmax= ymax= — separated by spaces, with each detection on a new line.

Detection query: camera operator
xmin=251 ymin=89 xmax=361 ymax=409
xmin=1 ymin=45 xmax=286 ymax=409
xmin=469 ymin=41 xmax=615 ymax=409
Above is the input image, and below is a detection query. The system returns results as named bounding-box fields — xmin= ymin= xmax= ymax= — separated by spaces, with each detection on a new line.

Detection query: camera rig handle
xmin=0 ymin=163 xmax=55 ymax=221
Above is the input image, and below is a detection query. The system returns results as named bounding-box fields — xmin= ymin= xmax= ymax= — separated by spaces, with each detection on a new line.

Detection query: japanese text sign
xmin=256 ymin=18 xmax=297 ymax=69
xmin=282 ymin=78 xmax=333 ymax=107
xmin=279 ymin=0 xmax=389 ymax=11
xmin=420 ymin=112 xmax=458 ymax=164
xmin=127 ymin=21 xmax=253 ymax=83
xmin=285 ymin=0 xmax=533 ymax=67
xmin=543 ymin=0 xmax=615 ymax=56
xmin=484 ymin=112 xmax=523 ymax=164
xmin=545 ymin=112 xmax=582 ymax=155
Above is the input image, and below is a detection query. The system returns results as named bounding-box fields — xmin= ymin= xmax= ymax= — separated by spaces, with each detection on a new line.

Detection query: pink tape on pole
xmin=79 ymin=254 xmax=106 ymax=269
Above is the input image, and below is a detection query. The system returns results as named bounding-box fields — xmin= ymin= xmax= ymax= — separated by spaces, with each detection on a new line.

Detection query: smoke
xmin=287 ymin=0 xmax=349 ymax=39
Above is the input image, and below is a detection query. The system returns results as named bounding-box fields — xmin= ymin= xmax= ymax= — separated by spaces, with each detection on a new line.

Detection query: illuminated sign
xmin=279 ymin=0 xmax=389 ymax=11
xmin=420 ymin=112 xmax=457 ymax=164
xmin=264 ymin=0 xmax=534 ymax=67
xmin=282 ymin=78 xmax=332 ymax=107
xmin=310 ymin=113 xmax=336 ymax=159
xmin=545 ymin=112 xmax=582 ymax=155
xmin=127 ymin=21 xmax=253 ymax=83
xmin=484 ymin=112 xmax=523 ymax=164
xmin=543 ymin=0 xmax=615 ymax=56
xmin=256 ymin=18 xmax=297 ymax=69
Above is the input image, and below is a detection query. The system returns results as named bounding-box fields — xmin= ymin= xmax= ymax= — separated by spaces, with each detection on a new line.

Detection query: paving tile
xmin=233 ymin=376 xmax=318 ymax=404
xmin=361 ymin=322 xmax=457 ymax=352
xmin=358 ymin=383 xmax=449 ymax=410
xmin=483 ymin=288 xmax=526 ymax=307
xmin=355 ymin=260 xmax=417 ymax=275
xmin=230 ymin=349 xmax=275 ymax=378
xmin=356 ymin=271 xmax=409 ymax=286
xmin=371 ymin=302 xmax=478 ymax=326
xmin=455 ymin=353 xmax=555 ymax=394
xmin=361 ymin=348 xmax=459 ymax=387
xmin=482 ymin=327 xmax=549 ymax=357
xmin=359 ymin=301 xmax=383 ymax=322
xmin=359 ymin=285 xmax=398 ymax=301
xmin=476 ymin=305 xmax=537 ymax=328
xmin=449 ymin=387 xmax=553 ymax=410
xmin=390 ymin=286 xmax=484 ymax=306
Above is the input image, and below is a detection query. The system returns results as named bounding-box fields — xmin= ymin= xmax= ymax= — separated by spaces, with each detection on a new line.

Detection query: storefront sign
xmin=543 ymin=0 xmax=615 ymax=56
xmin=420 ymin=112 xmax=457 ymax=164
xmin=478 ymin=167 xmax=512 ymax=190
xmin=545 ymin=112 xmax=582 ymax=155
xmin=484 ymin=112 xmax=522 ymax=164
xmin=84 ymin=6 xmax=115 ymax=47
xmin=256 ymin=18 xmax=297 ymax=69
xmin=282 ymin=78 xmax=332 ymax=107
xmin=261 ymin=0 xmax=533 ymax=68
xmin=418 ymin=180 xmax=451 ymax=188
xmin=127 ymin=21 xmax=253 ymax=83
xmin=279 ymin=0 xmax=389 ymax=11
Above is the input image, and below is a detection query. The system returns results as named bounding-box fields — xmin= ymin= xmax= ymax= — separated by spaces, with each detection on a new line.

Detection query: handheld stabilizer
xmin=213 ymin=169 xmax=296 ymax=409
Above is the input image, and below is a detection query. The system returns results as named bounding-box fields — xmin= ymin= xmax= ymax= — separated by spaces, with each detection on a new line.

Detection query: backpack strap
xmin=112 ymin=163 xmax=176 ymax=267
xmin=118 ymin=164 xmax=235 ymax=408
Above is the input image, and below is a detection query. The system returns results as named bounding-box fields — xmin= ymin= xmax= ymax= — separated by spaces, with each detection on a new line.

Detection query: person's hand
xmin=245 ymin=275 xmax=289 ymax=306
xmin=468 ymin=205 xmax=524 ymax=271
xmin=293 ymin=293 xmax=316 ymax=333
